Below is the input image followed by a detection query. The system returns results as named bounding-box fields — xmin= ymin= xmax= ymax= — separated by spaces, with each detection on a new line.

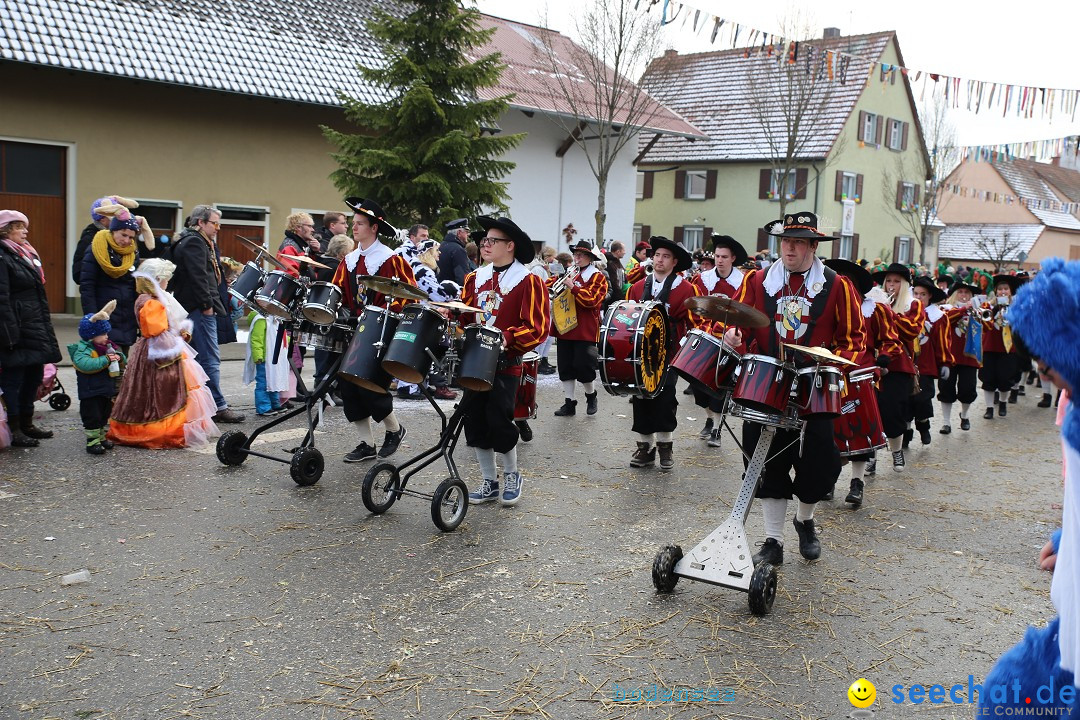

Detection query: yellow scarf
xmin=91 ymin=229 xmax=136 ymax=278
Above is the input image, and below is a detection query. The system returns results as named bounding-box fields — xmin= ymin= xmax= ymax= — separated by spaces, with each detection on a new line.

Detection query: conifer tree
xmin=323 ymin=1 xmax=523 ymax=230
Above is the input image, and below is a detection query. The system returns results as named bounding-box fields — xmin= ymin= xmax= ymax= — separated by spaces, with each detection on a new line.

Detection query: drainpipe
xmin=811 ymin=161 xmax=822 ymax=214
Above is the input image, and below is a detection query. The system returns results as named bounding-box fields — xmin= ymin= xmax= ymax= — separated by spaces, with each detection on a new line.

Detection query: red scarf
xmin=1 ymin=238 xmax=45 ymax=283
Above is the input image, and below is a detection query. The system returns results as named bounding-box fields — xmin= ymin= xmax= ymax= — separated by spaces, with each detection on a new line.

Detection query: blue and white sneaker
xmin=469 ymin=478 xmax=499 ymax=504
xmin=500 ymin=472 xmax=523 ymax=506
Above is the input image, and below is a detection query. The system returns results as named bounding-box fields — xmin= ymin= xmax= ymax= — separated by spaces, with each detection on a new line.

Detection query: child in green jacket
xmin=67 ymin=300 xmax=126 ymax=454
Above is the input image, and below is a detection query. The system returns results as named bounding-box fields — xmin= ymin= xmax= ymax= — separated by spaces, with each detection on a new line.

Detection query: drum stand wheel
xmin=651 ymin=545 xmax=684 ymax=593
xmin=362 ymin=462 xmax=402 ymax=514
xmin=431 ymin=477 xmax=469 ymax=532
xmin=290 ymin=447 xmax=325 ymax=486
xmin=217 ymin=430 xmax=249 ymax=466
xmin=748 ymin=562 xmax=778 ymax=616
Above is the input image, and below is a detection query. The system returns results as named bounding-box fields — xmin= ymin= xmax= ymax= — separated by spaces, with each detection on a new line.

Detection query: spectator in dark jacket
xmin=171 ymin=205 xmax=244 ymax=423
xmin=437 ymin=218 xmax=471 ymax=285
xmin=79 ymin=216 xmax=141 ymax=354
xmin=0 ymin=210 xmax=62 ymax=447
xmin=316 ymin=211 xmax=348 ymax=248
xmin=603 ymin=241 xmax=627 ymax=309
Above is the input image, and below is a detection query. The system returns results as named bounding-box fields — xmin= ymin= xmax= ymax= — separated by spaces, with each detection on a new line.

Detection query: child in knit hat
xmin=67 ymin=300 xmax=126 ymax=454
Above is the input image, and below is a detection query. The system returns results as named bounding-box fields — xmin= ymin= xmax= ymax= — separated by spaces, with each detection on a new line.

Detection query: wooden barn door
xmin=216 ymin=225 xmax=266 ymax=267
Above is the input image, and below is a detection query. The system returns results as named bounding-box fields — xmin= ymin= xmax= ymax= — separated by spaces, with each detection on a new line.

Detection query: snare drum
xmin=228 ymin=261 xmax=266 ymax=308
xmin=337 ymin=306 xmax=400 ymax=393
xmin=670 ymin=329 xmax=740 ymax=400
xmin=296 ymin=320 xmax=350 ymax=354
xmin=731 ymin=354 xmax=797 ymax=415
xmin=832 ymin=366 xmax=887 ymax=457
xmin=382 ymin=304 xmax=448 ymax=384
xmin=256 ymin=271 xmax=305 ymax=320
xmin=302 ymin=282 xmax=342 ymax=326
xmin=514 ymin=352 xmax=539 ymax=420
xmin=794 ymin=365 xmax=843 ymax=417
xmin=457 ymin=324 xmax=503 ymax=391
xmin=599 ymin=300 xmax=668 ymax=398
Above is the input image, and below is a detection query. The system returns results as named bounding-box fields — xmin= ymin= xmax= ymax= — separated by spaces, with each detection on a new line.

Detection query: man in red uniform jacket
xmin=461 ymin=216 xmax=550 ymax=507
xmin=331 ymin=197 xmax=417 ymax=463
xmin=626 ymin=236 xmax=700 ymax=472
xmin=725 ymin=211 xmax=865 ymax=565
xmin=549 ymin=239 xmax=608 ymax=417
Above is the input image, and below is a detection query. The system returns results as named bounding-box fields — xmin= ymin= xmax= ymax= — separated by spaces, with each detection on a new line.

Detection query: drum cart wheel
xmin=217 ymin=430 xmax=249 ymax=466
xmin=430 ymin=477 xmax=469 ymax=532
xmin=652 ymin=545 xmax=683 ymax=592
xmin=49 ymin=393 xmax=71 ymax=411
xmin=362 ymin=462 xmax=402 ymax=513
xmin=290 ymin=447 xmax=324 ymax=486
xmin=748 ymin=562 xmax=778 ymax=616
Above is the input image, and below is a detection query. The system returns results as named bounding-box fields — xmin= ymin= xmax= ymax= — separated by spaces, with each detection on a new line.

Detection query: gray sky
xmin=471 ymin=0 xmax=1080 ymax=151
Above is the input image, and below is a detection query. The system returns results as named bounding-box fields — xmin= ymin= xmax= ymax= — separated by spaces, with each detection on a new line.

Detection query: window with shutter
xmin=874 ymin=116 xmax=884 ymax=145
xmin=674 ymin=170 xmax=686 ymax=199
xmin=795 ymin=168 xmax=808 ymax=199
xmin=673 ymin=226 xmax=684 ymax=245
xmin=759 ymin=169 xmax=772 ymax=199
xmin=834 ymin=171 xmax=844 ymax=201
xmin=641 ymin=224 xmax=651 ymax=240
xmin=852 ymin=233 xmax=860 ymax=259
xmin=705 ymin=170 xmax=717 ymax=199
xmin=901 ymin=122 xmax=909 ymax=151
xmin=685 ymin=170 xmax=707 ymax=200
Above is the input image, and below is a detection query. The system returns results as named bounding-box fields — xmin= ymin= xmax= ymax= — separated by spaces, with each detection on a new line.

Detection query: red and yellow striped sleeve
xmin=875 ymin=304 xmax=904 ymax=360
xmin=934 ymin=314 xmax=954 ymax=367
xmin=504 ymin=274 xmax=550 ymax=354
xmin=830 ymin=275 xmax=866 ymax=363
xmin=571 ymin=270 xmax=608 ymax=309
xmin=626 ymin=264 xmax=647 ymax=286
xmin=894 ymin=300 xmax=925 ymax=344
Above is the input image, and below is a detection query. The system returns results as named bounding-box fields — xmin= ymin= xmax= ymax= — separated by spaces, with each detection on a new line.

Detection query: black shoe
xmin=998 ymin=402 xmax=1007 ymax=417
xmin=1039 ymin=393 xmax=1053 ymax=408
xmin=1017 ymin=386 xmax=1026 ymax=396
xmin=553 ymin=399 xmax=577 ymax=417
xmin=792 ymin=518 xmax=821 ymax=560
xmin=344 ymin=442 xmax=377 ymax=463
xmin=585 ymin=392 xmax=598 ymax=415
xmin=537 ymin=359 xmax=557 ymax=375
xmin=892 ymin=449 xmax=906 ymax=473
xmin=960 ymin=417 xmax=971 ymax=431
xmin=86 ymin=442 xmax=106 ymax=455
xmin=865 ymin=456 xmax=877 ymax=476
xmin=100 ymin=437 xmax=115 ymax=450
xmin=657 ymin=442 xmax=674 ymax=471
xmin=939 ymin=424 xmax=952 ymax=435
xmin=983 ymin=407 xmax=994 ymax=420
xmin=752 ymin=538 xmax=784 ymax=566
xmin=214 ymin=408 xmax=247 ymax=423
xmin=1027 ymin=370 xmax=1038 ymax=385
xmin=917 ymin=421 xmax=931 ymax=445
xmin=378 ymin=426 xmax=407 ymax=458
xmin=707 ymin=428 xmax=722 ymax=448
xmin=822 ymin=490 xmax=834 ymax=501
xmin=630 ymin=442 xmax=655 ymax=468
xmin=20 ymin=421 xmax=54 ymax=439
xmin=698 ymin=418 xmax=714 ymax=439
xmin=902 ymin=428 xmax=914 ymax=449
xmin=845 ymin=479 xmax=864 ymax=507
xmin=1008 ymin=388 xmax=1019 ymax=404
xmin=516 ymin=420 xmax=533 ymax=442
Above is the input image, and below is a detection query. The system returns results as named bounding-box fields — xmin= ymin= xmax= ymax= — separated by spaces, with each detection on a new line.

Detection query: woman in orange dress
xmin=107 ymin=259 xmax=218 ymax=448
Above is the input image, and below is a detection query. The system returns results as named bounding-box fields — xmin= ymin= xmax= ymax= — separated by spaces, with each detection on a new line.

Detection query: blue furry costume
xmin=980 ymin=257 xmax=1080 ymax=715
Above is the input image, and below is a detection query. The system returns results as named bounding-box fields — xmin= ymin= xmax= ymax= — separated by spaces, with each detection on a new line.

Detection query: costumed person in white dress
xmin=243 ymin=309 xmax=291 ymax=416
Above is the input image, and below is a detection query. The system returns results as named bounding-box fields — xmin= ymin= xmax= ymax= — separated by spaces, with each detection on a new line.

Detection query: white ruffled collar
xmin=474 ymin=260 xmax=528 ymax=296
xmin=344 ymin=240 xmax=393 ymax=276
xmin=763 ymin=257 xmax=826 ymax=299
xmin=701 ymin=266 xmax=743 ymax=294
xmin=925 ymin=303 xmax=943 ymax=323
xmin=576 ymin=264 xmax=598 ymax=283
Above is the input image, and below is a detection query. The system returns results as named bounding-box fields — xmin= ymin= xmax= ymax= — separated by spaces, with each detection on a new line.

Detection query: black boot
xmin=998 ymin=401 xmax=1007 ymax=417
xmin=845 ymin=479 xmax=864 ymax=507
xmin=902 ymin=428 xmax=914 ymax=449
xmin=983 ymin=407 xmax=995 ymax=420
xmin=656 ymin=441 xmax=674 ymax=471
xmin=1039 ymin=393 xmax=1053 ymax=408
xmin=1008 ymin=388 xmax=1019 ymax=404
xmin=554 ymin=399 xmax=577 ymax=416
xmin=916 ymin=419 xmax=931 ymax=445
xmin=20 ymin=417 xmax=54 ymax=439
xmin=538 ymin=358 xmax=556 ymax=375
xmin=630 ymin=442 xmax=655 ymax=468
xmin=516 ymin=420 xmax=533 ymax=442
xmin=585 ymin=391 xmax=598 ymax=415
xmin=792 ymin=518 xmax=821 ymax=560
xmin=8 ymin=416 xmax=39 ymax=448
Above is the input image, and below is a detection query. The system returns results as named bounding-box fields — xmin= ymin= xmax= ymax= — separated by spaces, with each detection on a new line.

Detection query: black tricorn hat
xmin=912 ymin=274 xmax=947 ymax=304
xmin=476 ymin=216 xmax=535 ymax=264
xmin=569 ymin=239 xmax=603 ymax=262
xmin=871 ymin=262 xmax=913 ymax=286
xmin=647 ymin=235 xmax=692 ymax=273
xmin=710 ymin=234 xmax=749 ymax=265
xmin=948 ymin=280 xmax=981 ymax=296
xmin=824 ymin=258 xmax=873 ymax=296
xmin=935 ymin=273 xmax=955 ymax=287
xmin=344 ymin=197 xmax=394 ymax=236
xmin=762 ymin=210 xmax=833 ymax=240
xmin=992 ymin=274 xmax=1023 ymax=293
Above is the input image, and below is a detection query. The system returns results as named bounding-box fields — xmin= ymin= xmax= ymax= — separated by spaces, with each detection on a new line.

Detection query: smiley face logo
xmin=847 ymin=678 xmax=876 ymax=708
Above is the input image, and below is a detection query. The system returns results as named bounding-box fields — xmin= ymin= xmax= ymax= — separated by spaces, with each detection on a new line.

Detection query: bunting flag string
xmin=961 ymin=136 xmax=1077 ymax=164
xmin=652 ymin=0 xmax=1080 ymax=123
xmin=941 ymin=180 xmax=1080 ymax=215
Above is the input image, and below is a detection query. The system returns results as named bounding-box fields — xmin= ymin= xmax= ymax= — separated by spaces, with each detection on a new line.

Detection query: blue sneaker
xmin=469 ymin=478 xmax=499 ymax=504
xmin=501 ymin=472 xmax=523 ymax=506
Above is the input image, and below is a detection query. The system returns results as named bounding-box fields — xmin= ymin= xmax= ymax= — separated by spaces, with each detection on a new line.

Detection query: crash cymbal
xmin=782 ymin=343 xmax=857 ymax=367
xmin=356 ymin=275 xmax=429 ymax=301
xmin=683 ymin=295 xmax=770 ymax=328
xmin=431 ymin=300 xmax=484 ymax=313
xmin=236 ymin=236 xmax=288 ymax=272
xmin=289 ymin=254 xmax=331 ymax=269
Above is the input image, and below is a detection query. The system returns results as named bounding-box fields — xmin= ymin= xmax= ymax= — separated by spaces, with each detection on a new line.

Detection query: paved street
xmin=0 ymin=357 xmax=1066 ymax=719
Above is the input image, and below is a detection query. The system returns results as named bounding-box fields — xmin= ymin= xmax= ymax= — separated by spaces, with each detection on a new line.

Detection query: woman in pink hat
xmin=0 ymin=210 xmax=62 ymax=447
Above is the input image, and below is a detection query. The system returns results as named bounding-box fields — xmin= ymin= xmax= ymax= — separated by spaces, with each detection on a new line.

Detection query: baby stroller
xmin=36 ymin=363 xmax=71 ymax=411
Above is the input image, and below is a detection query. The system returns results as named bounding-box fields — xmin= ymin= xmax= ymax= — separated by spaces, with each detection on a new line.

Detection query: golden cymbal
xmin=781 ymin=343 xmax=858 ymax=367
xmin=683 ymin=295 xmax=770 ymax=328
xmin=356 ymin=275 xmax=429 ymax=301
xmin=236 ymin=236 xmax=288 ymax=272
xmin=288 ymin=254 xmax=331 ymax=269
xmin=431 ymin=300 xmax=484 ymax=313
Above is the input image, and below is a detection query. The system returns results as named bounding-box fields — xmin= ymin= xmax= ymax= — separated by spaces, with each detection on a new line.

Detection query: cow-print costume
xmin=396 ymin=239 xmax=459 ymax=302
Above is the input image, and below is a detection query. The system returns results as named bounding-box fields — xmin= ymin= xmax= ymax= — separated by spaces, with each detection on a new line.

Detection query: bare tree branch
xmin=974 ymin=228 xmax=1024 ymax=273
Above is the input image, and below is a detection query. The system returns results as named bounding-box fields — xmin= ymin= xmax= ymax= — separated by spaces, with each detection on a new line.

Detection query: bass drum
xmin=599 ymin=300 xmax=668 ymax=399
xmin=337 ymin=306 xmax=400 ymax=393
xmin=514 ymin=352 xmax=539 ymax=420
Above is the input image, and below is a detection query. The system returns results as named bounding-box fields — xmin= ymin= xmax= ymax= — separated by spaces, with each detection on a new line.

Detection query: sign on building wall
xmin=841 ymin=199 xmax=856 ymax=236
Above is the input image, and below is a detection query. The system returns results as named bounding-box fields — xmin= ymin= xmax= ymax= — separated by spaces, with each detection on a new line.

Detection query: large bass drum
xmin=599 ymin=300 xmax=668 ymax=399
xmin=337 ymin=306 xmax=400 ymax=393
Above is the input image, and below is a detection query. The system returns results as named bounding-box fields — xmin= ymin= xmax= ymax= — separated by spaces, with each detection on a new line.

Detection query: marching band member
xmin=549 ymin=239 xmax=608 ymax=418
xmin=626 ymin=236 xmax=700 ymax=471
xmin=980 ymin=274 xmax=1022 ymax=420
xmin=331 ymin=197 xmax=417 ymax=463
xmin=871 ymin=262 xmax=925 ymax=471
xmin=938 ymin=280 xmax=983 ymax=433
xmin=462 ymin=217 xmax=550 ymax=507
xmin=625 ymin=241 xmax=653 ymax=286
xmin=725 ymin=212 xmax=865 ymax=564
xmin=910 ymin=276 xmax=953 ymax=445
xmin=823 ymin=259 xmax=899 ymax=508
xmin=690 ymin=234 xmax=748 ymax=447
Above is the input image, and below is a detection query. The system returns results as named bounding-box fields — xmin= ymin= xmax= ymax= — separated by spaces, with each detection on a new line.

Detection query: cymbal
xmin=357 ymin=275 xmax=429 ymax=301
xmin=431 ymin=300 xmax=484 ymax=313
xmin=683 ymin=296 xmax=770 ymax=328
xmin=782 ymin=343 xmax=858 ymax=367
xmin=288 ymin=254 xmax=331 ymax=269
xmin=236 ymin=236 xmax=288 ymax=272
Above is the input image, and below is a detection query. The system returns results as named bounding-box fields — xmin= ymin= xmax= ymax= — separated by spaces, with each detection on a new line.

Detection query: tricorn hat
xmin=948 ymin=280 xmax=981 ymax=297
xmin=935 ymin=273 xmax=954 ymax=288
xmin=710 ymin=234 xmax=749 ymax=265
xmin=992 ymin=274 xmax=1023 ymax=293
xmin=763 ymin=211 xmax=833 ymax=241
xmin=824 ymin=258 xmax=873 ymax=296
xmin=912 ymin=275 xmax=947 ymax=304
xmin=344 ymin=197 xmax=393 ymax=236
xmin=871 ymin=262 xmax=913 ymax=286
xmin=476 ymin=216 xmax=535 ymax=264
xmin=647 ymin=235 xmax=692 ymax=273
xmin=569 ymin=239 xmax=603 ymax=262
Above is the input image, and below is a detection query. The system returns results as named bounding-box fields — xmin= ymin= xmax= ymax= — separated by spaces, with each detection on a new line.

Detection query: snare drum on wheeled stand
xmin=670 ymin=328 xmax=740 ymax=399
xmin=599 ymin=300 xmax=668 ymax=398
xmin=832 ymin=366 xmax=887 ymax=456
xmin=514 ymin=352 xmax=539 ymax=420
xmin=338 ymin=306 xmax=400 ymax=393
xmin=256 ymin=271 xmax=306 ymax=320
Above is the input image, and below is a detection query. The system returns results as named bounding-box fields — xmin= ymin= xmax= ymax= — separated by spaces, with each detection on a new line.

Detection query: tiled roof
xmin=471 ymin=15 xmax=702 ymax=138
xmin=0 ymin=0 xmax=700 ymax=136
xmin=991 ymin=159 xmax=1080 ymax=230
xmin=1028 ymin=160 xmax=1080 ymax=204
xmin=636 ymin=32 xmax=895 ymax=163
xmin=938 ymin=223 xmax=1043 ymax=262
